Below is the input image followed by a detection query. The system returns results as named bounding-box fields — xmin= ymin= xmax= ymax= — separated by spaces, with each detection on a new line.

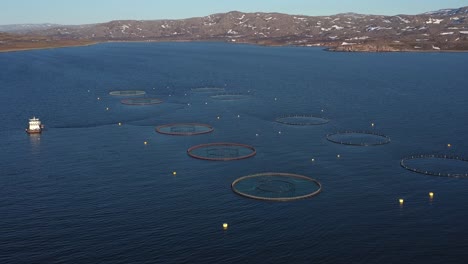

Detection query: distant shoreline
xmin=324 ymin=47 xmax=468 ymax=53
xmin=2 ymin=7 xmax=468 ymax=54
xmin=1 ymin=40 xmax=468 ymax=53
xmin=0 ymin=41 xmax=98 ymax=53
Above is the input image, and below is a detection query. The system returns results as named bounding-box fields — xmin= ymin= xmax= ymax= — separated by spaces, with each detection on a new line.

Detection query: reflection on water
xmin=28 ymin=133 xmax=41 ymax=154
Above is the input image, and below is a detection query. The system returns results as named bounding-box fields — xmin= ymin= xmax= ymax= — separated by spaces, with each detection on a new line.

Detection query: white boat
xmin=26 ymin=117 xmax=44 ymax=134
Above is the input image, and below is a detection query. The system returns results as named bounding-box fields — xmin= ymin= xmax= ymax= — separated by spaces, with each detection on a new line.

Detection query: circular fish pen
xmin=156 ymin=123 xmax=214 ymax=136
xmin=326 ymin=131 xmax=391 ymax=146
xmin=276 ymin=114 xmax=329 ymax=126
xmin=120 ymin=98 xmax=163 ymax=105
xmin=231 ymin=172 xmax=322 ymax=202
xmin=187 ymin=142 xmax=256 ymax=161
xmin=191 ymin=87 xmax=226 ymax=93
xmin=210 ymin=93 xmax=250 ymax=101
xmin=109 ymin=90 xmax=146 ymax=96
xmin=400 ymin=155 xmax=468 ymax=178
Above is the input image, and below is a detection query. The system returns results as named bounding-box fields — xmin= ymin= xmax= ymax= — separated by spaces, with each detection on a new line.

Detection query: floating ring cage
xmin=120 ymin=98 xmax=163 ymax=105
xmin=276 ymin=114 xmax=329 ymax=126
xmin=187 ymin=142 xmax=256 ymax=161
xmin=326 ymin=131 xmax=391 ymax=146
xmin=210 ymin=93 xmax=250 ymax=101
xmin=400 ymin=154 xmax=468 ymax=178
xmin=191 ymin=87 xmax=226 ymax=93
xmin=156 ymin=123 xmax=214 ymax=136
xmin=232 ymin=172 xmax=322 ymax=202
xmin=109 ymin=90 xmax=146 ymax=96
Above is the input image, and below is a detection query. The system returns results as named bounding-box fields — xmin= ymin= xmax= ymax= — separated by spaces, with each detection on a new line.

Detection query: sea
xmin=1 ymin=42 xmax=468 ymax=264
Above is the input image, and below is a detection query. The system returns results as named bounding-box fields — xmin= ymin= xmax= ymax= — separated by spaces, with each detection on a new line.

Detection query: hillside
xmin=2 ymin=7 xmax=468 ymax=52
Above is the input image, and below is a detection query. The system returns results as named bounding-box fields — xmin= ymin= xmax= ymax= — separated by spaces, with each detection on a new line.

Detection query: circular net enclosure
xmin=400 ymin=155 xmax=468 ymax=178
xmin=232 ymin=172 xmax=322 ymax=202
xmin=156 ymin=123 xmax=214 ymax=136
xmin=276 ymin=114 xmax=329 ymax=126
xmin=120 ymin=98 xmax=163 ymax=105
xmin=210 ymin=93 xmax=250 ymax=101
xmin=187 ymin=142 xmax=256 ymax=161
xmin=109 ymin=90 xmax=146 ymax=96
xmin=326 ymin=131 xmax=390 ymax=146
xmin=191 ymin=87 xmax=226 ymax=93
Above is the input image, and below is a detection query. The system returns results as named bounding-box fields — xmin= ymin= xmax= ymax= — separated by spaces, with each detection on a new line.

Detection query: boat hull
xmin=26 ymin=129 xmax=42 ymax=134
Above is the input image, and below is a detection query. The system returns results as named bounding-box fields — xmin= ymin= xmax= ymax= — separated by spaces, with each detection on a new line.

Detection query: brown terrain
xmin=1 ymin=7 xmax=468 ymax=52
xmin=0 ymin=32 xmax=95 ymax=52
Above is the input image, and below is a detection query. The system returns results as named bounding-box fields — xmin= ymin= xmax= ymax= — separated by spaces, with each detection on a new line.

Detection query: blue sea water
xmin=1 ymin=42 xmax=468 ymax=264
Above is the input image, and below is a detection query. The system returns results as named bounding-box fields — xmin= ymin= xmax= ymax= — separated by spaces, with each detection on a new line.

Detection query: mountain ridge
xmin=1 ymin=6 xmax=468 ymax=52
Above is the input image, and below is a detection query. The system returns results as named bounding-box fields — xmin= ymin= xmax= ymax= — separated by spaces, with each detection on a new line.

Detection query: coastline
xmin=0 ymin=41 xmax=98 ymax=53
xmin=1 ymin=39 xmax=468 ymax=53
xmin=324 ymin=47 xmax=468 ymax=53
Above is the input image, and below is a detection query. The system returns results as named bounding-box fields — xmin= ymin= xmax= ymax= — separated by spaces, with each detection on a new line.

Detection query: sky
xmin=2 ymin=0 xmax=468 ymax=25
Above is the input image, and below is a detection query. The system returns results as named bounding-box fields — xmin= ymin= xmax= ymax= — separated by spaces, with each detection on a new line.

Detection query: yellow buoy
xmin=173 ymin=171 xmax=177 ymax=176
xmin=447 ymin=143 xmax=452 ymax=148
xmin=217 ymin=116 xmax=220 ymax=120
xmin=97 ymin=97 xmax=100 ymax=100
xmin=399 ymin=198 xmax=404 ymax=205
xmin=371 ymin=123 xmax=375 ymax=127
xmin=106 ymin=107 xmax=109 ymax=111
xmin=118 ymin=122 xmax=122 ymax=126
xmin=337 ymin=154 xmax=341 ymax=158
xmin=144 ymin=141 xmax=148 ymax=145
xmin=311 ymin=158 xmax=315 ymax=162
xmin=429 ymin=192 xmax=434 ymax=198
xmin=223 ymin=223 xmax=228 ymax=230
